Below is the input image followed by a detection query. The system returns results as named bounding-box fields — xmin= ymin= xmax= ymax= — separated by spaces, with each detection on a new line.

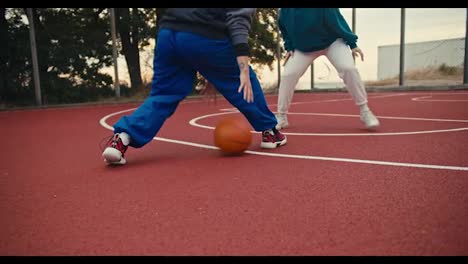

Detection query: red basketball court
xmin=1 ymin=90 xmax=467 ymax=255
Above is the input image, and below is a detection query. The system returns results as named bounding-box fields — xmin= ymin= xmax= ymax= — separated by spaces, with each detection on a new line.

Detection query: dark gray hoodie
xmin=159 ymin=8 xmax=256 ymax=56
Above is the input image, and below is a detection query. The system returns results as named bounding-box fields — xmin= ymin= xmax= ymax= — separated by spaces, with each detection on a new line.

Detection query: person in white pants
xmin=276 ymin=8 xmax=380 ymax=130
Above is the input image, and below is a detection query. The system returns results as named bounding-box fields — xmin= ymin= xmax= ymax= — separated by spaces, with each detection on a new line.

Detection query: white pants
xmin=277 ymin=39 xmax=368 ymax=115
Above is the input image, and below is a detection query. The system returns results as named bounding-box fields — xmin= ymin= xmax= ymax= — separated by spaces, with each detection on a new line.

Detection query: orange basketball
xmin=214 ymin=116 xmax=252 ymax=155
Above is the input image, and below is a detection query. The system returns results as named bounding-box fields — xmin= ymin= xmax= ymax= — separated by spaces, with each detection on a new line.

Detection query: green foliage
xmin=1 ymin=8 xmax=116 ymax=105
xmin=249 ymin=8 xmax=280 ymax=70
xmin=1 ymin=8 xmax=281 ymax=107
xmin=195 ymin=8 xmax=280 ymax=90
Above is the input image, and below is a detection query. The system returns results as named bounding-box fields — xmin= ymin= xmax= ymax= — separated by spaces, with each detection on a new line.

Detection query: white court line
xmin=412 ymin=95 xmax=468 ymax=102
xmin=189 ymin=111 xmax=468 ymax=136
xmin=288 ymin=112 xmax=468 ymax=123
xmin=219 ymin=93 xmax=409 ymax=111
xmin=99 ymin=108 xmax=468 ymax=171
xmin=289 ymin=92 xmax=408 ymax=105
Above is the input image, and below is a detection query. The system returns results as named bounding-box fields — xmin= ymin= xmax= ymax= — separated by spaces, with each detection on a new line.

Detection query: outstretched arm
xmin=225 ymin=8 xmax=256 ymax=103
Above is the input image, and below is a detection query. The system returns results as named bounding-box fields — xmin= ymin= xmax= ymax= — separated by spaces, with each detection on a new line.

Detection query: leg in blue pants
xmin=114 ymin=29 xmax=196 ymax=148
xmin=177 ymin=32 xmax=277 ymax=132
xmin=114 ymin=29 xmax=277 ymax=148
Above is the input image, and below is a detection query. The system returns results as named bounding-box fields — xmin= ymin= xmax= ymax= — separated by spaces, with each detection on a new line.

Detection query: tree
xmin=114 ymin=8 xmax=279 ymax=93
xmin=1 ymin=8 xmax=280 ymax=106
xmin=115 ymin=8 xmax=156 ymax=90
xmin=0 ymin=8 xmax=8 ymax=103
xmin=2 ymin=8 xmax=115 ymax=105
xmin=27 ymin=8 xmax=114 ymax=103
xmin=1 ymin=8 xmax=35 ymax=105
xmin=249 ymin=8 xmax=280 ymax=70
xmin=196 ymin=8 xmax=280 ymax=91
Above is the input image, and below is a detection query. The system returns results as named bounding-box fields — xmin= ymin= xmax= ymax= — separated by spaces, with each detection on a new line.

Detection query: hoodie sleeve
xmin=225 ymin=8 xmax=256 ymax=56
xmin=278 ymin=12 xmax=293 ymax=52
xmin=324 ymin=8 xmax=358 ymax=49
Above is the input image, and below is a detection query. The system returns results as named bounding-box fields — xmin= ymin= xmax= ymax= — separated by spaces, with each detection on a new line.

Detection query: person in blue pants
xmin=102 ymin=8 xmax=287 ymax=165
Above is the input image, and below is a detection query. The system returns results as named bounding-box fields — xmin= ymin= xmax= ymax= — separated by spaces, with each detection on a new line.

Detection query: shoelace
xmin=262 ymin=130 xmax=276 ymax=141
xmin=99 ymin=135 xmax=115 ymax=153
xmin=99 ymin=134 xmax=128 ymax=157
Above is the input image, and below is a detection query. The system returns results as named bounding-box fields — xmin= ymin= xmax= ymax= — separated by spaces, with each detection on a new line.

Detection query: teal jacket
xmin=278 ymin=8 xmax=358 ymax=52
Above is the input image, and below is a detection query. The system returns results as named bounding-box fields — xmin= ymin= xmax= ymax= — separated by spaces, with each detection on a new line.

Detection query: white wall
xmin=377 ymin=37 xmax=465 ymax=80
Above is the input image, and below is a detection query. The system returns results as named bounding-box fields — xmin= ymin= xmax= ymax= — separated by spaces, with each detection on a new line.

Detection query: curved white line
xmin=288 ymin=112 xmax=468 ymax=123
xmin=189 ymin=111 xmax=468 ymax=136
xmin=412 ymin=93 xmax=468 ymax=102
xmin=277 ymin=127 xmax=468 ymax=136
xmin=413 ymin=97 xmax=468 ymax=102
xmin=99 ymin=108 xmax=468 ymax=171
xmin=220 ymin=93 xmax=409 ymax=111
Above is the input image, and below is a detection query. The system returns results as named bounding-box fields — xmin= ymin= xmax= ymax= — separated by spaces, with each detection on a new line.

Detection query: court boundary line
xmin=190 ymin=111 xmax=468 ymax=136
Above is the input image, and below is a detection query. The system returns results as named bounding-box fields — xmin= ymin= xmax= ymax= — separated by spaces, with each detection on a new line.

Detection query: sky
xmin=106 ymin=8 xmax=467 ymax=89
xmin=263 ymin=8 xmax=467 ymax=89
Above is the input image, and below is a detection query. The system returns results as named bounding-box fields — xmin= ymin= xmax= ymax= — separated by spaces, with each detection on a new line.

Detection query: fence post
xmin=352 ymin=8 xmax=356 ymax=63
xmin=310 ymin=64 xmax=314 ymax=90
xmin=109 ymin=8 xmax=120 ymax=98
xmin=399 ymin=8 xmax=406 ymax=86
xmin=26 ymin=8 xmax=42 ymax=106
xmin=276 ymin=8 xmax=281 ymax=92
xmin=463 ymin=8 xmax=468 ymax=84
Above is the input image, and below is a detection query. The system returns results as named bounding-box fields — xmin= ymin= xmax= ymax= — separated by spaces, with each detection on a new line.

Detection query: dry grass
xmin=365 ymin=64 xmax=463 ymax=87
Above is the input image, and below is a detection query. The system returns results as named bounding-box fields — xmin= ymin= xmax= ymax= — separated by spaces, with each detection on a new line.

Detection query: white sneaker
xmin=360 ymin=110 xmax=380 ymax=130
xmin=102 ymin=134 xmax=128 ymax=165
xmin=275 ymin=114 xmax=289 ymax=130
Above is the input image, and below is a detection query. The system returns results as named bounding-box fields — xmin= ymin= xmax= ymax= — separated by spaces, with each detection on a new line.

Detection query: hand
xmin=352 ymin=47 xmax=364 ymax=61
xmin=283 ymin=51 xmax=294 ymax=66
xmin=238 ymin=69 xmax=253 ymax=103
xmin=236 ymin=56 xmax=253 ymax=103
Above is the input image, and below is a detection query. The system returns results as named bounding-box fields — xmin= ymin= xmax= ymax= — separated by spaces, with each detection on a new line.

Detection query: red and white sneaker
xmin=260 ymin=129 xmax=287 ymax=149
xmin=102 ymin=133 xmax=128 ymax=165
